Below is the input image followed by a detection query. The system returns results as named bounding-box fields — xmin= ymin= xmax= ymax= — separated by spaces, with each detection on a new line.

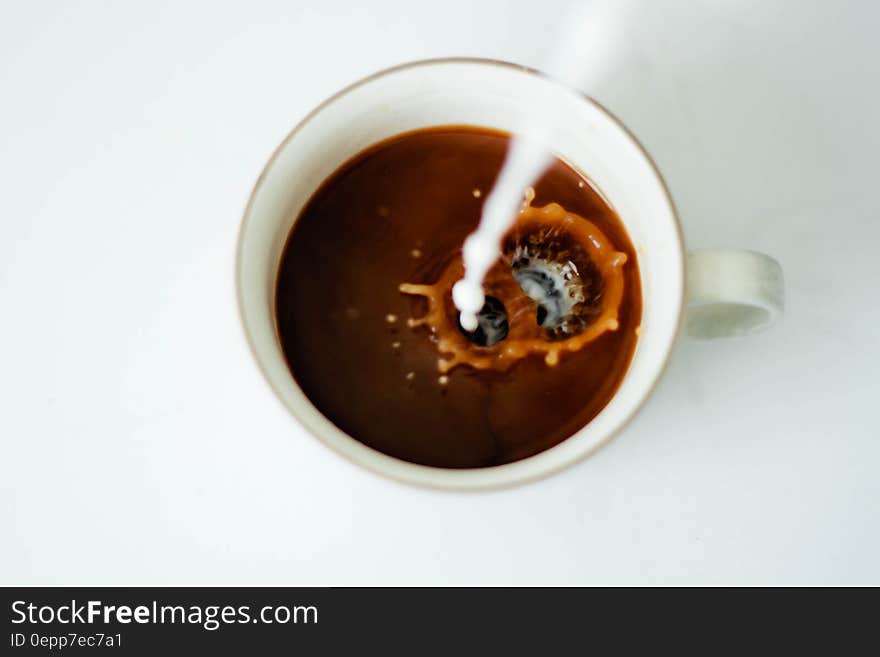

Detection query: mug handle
xmin=685 ymin=249 xmax=784 ymax=338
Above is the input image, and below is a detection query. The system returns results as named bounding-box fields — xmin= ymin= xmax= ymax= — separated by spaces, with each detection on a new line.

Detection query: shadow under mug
xmin=236 ymin=58 xmax=784 ymax=490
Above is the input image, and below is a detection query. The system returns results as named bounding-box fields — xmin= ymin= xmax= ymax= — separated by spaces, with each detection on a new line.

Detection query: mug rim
xmin=235 ymin=57 xmax=686 ymax=491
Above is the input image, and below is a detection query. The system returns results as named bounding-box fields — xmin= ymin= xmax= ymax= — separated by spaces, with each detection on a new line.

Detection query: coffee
xmin=275 ymin=127 xmax=642 ymax=468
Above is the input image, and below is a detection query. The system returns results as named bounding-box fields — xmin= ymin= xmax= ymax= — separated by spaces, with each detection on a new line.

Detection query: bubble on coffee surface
xmin=399 ymin=190 xmax=627 ymax=373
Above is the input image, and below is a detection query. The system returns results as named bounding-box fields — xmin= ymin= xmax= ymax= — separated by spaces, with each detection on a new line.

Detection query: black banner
xmin=0 ymin=587 xmax=867 ymax=653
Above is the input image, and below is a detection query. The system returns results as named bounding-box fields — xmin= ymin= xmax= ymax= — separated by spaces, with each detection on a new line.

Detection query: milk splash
xmin=400 ymin=192 xmax=628 ymax=373
xmin=452 ymin=0 xmax=633 ymax=331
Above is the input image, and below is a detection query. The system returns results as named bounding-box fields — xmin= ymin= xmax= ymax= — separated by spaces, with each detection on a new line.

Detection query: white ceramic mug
xmin=236 ymin=58 xmax=784 ymax=490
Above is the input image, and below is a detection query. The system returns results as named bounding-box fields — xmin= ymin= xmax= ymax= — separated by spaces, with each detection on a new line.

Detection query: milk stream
xmin=452 ymin=0 xmax=632 ymax=331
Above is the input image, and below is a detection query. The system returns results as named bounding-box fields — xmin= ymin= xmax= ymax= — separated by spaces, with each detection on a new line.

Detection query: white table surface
xmin=2 ymin=0 xmax=878 ymax=585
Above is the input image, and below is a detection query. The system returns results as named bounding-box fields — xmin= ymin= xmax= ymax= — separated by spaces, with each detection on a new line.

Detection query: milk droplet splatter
xmin=452 ymin=0 xmax=634 ymax=328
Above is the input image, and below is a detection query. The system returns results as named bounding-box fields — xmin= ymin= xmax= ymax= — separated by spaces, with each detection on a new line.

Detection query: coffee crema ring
xmin=399 ymin=197 xmax=629 ymax=373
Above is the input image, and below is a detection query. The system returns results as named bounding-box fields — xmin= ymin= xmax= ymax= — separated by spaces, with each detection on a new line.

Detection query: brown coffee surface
xmin=276 ymin=127 xmax=642 ymax=468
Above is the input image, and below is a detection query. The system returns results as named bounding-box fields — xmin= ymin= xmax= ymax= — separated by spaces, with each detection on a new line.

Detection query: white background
xmin=2 ymin=0 xmax=878 ymax=585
